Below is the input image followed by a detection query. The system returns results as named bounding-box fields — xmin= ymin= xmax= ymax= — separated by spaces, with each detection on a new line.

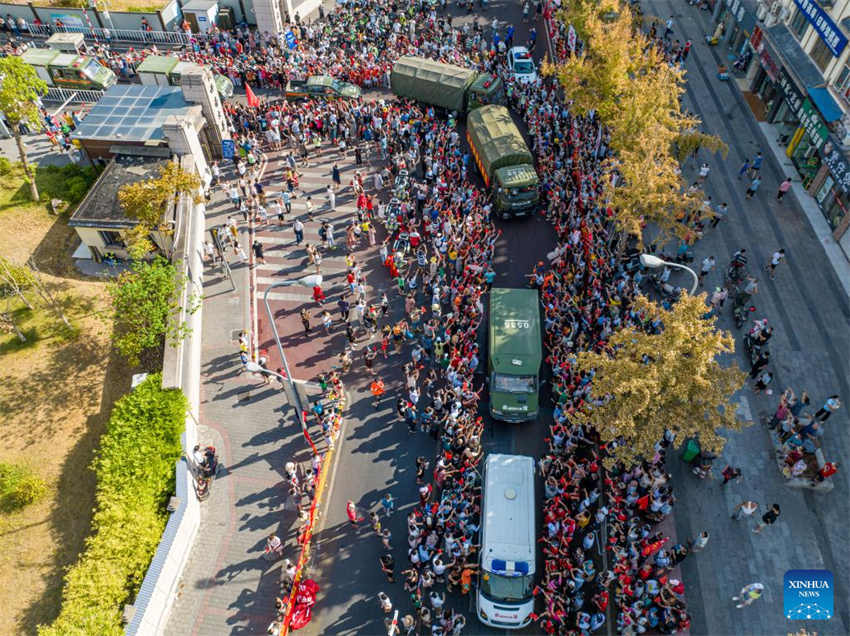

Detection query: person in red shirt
xmin=816 ymin=461 xmax=839 ymax=482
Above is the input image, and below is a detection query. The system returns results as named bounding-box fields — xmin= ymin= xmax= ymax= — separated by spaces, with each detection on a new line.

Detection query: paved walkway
xmin=163 ymin=169 xmax=330 ymax=635
xmin=645 ymin=2 xmax=850 ymax=634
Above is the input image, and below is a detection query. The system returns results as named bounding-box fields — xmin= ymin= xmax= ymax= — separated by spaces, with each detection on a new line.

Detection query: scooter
xmin=690 ymin=450 xmax=716 ymax=479
xmin=193 ymin=445 xmax=219 ymax=501
xmin=733 ymin=304 xmax=754 ymax=329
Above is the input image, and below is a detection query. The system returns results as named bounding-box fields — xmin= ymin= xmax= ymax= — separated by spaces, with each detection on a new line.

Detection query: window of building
xmin=835 ymin=63 xmax=850 ymax=105
xmin=98 ymin=230 xmax=125 ymax=247
xmin=790 ymin=8 xmax=809 ymax=38
xmin=810 ymin=37 xmax=834 ymax=72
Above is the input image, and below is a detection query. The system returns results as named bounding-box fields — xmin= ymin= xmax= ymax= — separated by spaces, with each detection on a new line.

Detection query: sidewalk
xmin=757 ymin=122 xmax=850 ymax=299
xmin=646 ymin=1 xmax=850 ymax=634
xmin=162 ymin=172 xmax=337 ymax=635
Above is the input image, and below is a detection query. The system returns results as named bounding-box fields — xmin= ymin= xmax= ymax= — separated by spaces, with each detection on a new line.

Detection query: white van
xmin=476 ymin=454 xmax=536 ymax=629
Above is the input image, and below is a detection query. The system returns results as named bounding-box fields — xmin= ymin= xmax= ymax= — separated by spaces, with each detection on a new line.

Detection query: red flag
xmin=245 ymin=82 xmax=259 ymax=108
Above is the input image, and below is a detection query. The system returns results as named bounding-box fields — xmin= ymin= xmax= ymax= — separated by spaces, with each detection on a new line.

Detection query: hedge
xmin=39 ymin=374 xmax=186 ymax=636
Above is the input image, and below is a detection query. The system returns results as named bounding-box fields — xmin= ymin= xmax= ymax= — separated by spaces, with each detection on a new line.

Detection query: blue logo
xmin=784 ymin=570 xmax=833 ymax=620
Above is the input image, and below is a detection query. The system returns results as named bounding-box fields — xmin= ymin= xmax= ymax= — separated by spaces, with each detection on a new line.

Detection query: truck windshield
xmin=493 ymin=374 xmax=536 ymax=393
xmin=480 ymin=571 xmax=534 ymax=603
xmin=514 ymin=60 xmax=535 ymax=74
xmin=331 ymin=79 xmax=345 ymax=93
xmin=509 ymin=185 xmax=537 ymax=195
xmin=81 ymin=60 xmax=101 ymax=80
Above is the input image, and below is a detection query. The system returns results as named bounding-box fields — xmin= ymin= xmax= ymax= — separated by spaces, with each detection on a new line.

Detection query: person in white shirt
xmin=766 ymin=249 xmax=785 ymax=279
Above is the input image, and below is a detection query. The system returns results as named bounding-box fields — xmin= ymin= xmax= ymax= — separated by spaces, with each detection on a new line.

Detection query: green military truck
xmin=21 ymin=48 xmax=116 ymax=91
xmin=390 ymin=55 xmax=504 ymax=114
xmin=467 ymin=105 xmax=539 ymax=217
xmin=488 ymin=288 xmax=542 ymax=422
xmin=285 ymin=75 xmax=362 ymax=101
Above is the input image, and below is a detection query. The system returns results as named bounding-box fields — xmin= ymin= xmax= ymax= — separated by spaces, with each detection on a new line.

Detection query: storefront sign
xmin=777 ymin=68 xmax=805 ymax=115
xmin=726 ymin=0 xmax=756 ymax=31
xmin=793 ymin=0 xmax=847 ymax=57
xmin=819 ymin=137 xmax=850 ymax=192
xmin=799 ymin=98 xmax=829 ymax=150
xmin=750 ymin=25 xmax=763 ymax=50
xmin=759 ymin=46 xmax=779 ymax=81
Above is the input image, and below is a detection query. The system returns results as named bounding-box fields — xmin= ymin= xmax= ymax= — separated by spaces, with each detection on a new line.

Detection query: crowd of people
xmin=14 ymin=0 xmax=841 ymax=630
xmin=364 ymin=96 xmax=503 ymax=635
xmin=212 ymin=2 xmax=696 ymax=632
xmin=207 ymin=9 xmax=505 ymax=630
xmin=503 ymin=18 xmax=695 ymax=634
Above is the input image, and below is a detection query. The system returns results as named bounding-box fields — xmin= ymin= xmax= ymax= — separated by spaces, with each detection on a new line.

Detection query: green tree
xmin=552 ymin=0 xmax=727 ymax=246
xmin=108 ymin=257 xmax=193 ymax=366
xmin=118 ymin=162 xmax=202 ymax=257
xmin=0 ymin=57 xmax=48 ymax=201
xmin=572 ymin=294 xmax=746 ymax=466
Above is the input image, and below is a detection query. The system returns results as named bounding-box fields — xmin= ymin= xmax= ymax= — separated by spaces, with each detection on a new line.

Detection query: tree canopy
xmin=0 ymin=57 xmax=48 ymax=200
xmin=553 ymin=0 xmax=727 ymax=245
xmin=108 ymin=257 xmax=190 ymax=366
xmin=572 ymin=294 xmax=746 ymax=466
xmin=118 ymin=162 xmax=202 ymax=257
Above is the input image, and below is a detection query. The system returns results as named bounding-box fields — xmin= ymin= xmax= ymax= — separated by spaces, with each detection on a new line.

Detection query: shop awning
xmin=807 ymin=86 xmax=844 ymax=122
xmin=765 ymin=25 xmax=826 ymax=91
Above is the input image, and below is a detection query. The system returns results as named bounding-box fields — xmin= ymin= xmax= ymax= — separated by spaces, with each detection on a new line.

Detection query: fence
xmin=43 ymin=86 xmax=105 ymax=104
xmin=25 ymin=23 xmax=205 ymax=46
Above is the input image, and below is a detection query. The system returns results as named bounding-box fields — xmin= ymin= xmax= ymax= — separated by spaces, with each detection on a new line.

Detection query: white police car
xmin=507 ymin=46 xmax=537 ymax=84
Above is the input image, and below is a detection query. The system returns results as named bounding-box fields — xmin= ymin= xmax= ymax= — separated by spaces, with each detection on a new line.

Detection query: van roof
xmin=481 ymin=454 xmax=535 ymax=575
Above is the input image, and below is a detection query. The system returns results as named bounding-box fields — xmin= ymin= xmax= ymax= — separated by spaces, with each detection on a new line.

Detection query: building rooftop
xmin=73 ymin=84 xmax=195 ymax=144
xmin=69 ymin=153 xmax=171 ymax=229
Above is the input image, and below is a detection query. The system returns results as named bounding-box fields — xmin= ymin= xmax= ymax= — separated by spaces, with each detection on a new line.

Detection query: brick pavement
xmin=643 ymin=2 xmax=850 ymax=634
xmin=163 ymin=165 xmax=331 ymax=636
xmin=252 ymin=141 xmax=392 ymax=379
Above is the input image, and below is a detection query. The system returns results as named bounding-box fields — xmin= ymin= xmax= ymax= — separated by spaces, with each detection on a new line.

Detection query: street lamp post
xmin=640 ymin=253 xmax=699 ymax=296
xmin=261 ymin=274 xmax=323 ymax=456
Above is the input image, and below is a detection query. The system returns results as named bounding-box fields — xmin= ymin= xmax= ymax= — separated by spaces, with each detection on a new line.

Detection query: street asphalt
xmin=17 ymin=0 xmax=847 ymax=632
xmin=166 ymin=1 xmax=850 ymax=633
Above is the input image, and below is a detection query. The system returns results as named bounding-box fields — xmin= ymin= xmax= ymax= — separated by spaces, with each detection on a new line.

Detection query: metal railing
xmin=44 ymin=86 xmax=105 ymax=103
xmin=26 ymin=23 xmax=207 ymax=46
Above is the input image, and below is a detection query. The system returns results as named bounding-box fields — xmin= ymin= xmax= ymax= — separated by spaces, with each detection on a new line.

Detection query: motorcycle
xmin=726 ymin=263 xmax=746 ymax=285
xmin=744 ymin=325 xmax=771 ymax=360
xmin=690 ymin=450 xmax=716 ymax=479
xmin=193 ymin=445 xmax=219 ymax=501
xmin=733 ymin=304 xmax=754 ymax=329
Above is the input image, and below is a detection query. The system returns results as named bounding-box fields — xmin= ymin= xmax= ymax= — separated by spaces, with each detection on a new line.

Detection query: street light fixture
xmin=640 ymin=253 xmax=699 ymax=296
xmin=261 ymin=274 xmax=324 ymax=456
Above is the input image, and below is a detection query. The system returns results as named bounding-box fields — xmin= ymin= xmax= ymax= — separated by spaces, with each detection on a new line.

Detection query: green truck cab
xmin=136 ymin=55 xmax=234 ymax=98
xmin=21 ymin=48 xmax=117 ymax=91
xmin=390 ymin=55 xmax=504 ymax=114
xmin=285 ymin=75 xmax=362 ymax=101
xmin=488 ymin=288 xmax=542 ymax=422
xmin=466 ymin=105 xmax=539 ymax=217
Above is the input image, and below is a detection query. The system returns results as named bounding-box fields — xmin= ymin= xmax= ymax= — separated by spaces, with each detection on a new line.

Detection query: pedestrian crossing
xmin=248 ymin=140 xmax=392 ymax=374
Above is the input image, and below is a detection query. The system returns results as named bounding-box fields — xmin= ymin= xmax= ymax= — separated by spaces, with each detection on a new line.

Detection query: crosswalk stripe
xmin=262 ymin=290 xmax=347 ymax=302
xmin=255 ymin=257 xmax=350 ymax=270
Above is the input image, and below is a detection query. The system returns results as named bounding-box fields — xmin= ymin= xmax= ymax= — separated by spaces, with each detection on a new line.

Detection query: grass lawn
xmin=0 ymin=159 xmax=133 ymax=635
xmin=4 ymin=0 xmax=165 ymax=13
